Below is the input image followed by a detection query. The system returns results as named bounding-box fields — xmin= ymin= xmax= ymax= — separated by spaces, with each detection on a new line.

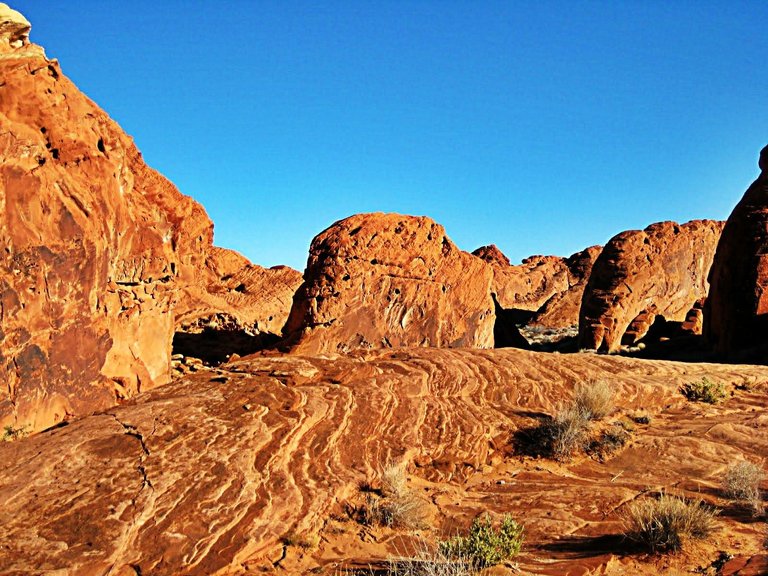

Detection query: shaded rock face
xmin=472 ymin=244 xmax=601 ymax=329
xmin=705 ymin=146 xmax=768 ymax=358
xmin=173 ymin=248 xmax=303 ymax=363
xmin=283 ymin=213 xmax=495 ymax=353
xmin=579 ymin=220 xmax=724 ymax=353
xmin=529 ymin=245 xmax=602 ymax=328
xmin=0 ymin=12 xmax=214 ymax=431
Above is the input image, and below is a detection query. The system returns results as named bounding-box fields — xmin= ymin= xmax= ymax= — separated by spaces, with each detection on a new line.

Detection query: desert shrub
xmin=281 ymin=530 xmax=320 ymax=550
xmin=2 ymin=424 xmax=29 ymax=442
xmin=722 ymin=460 xmax=764 ymax=513
xmin=573 ymin=379 xmax=615 ymax=420
xmin=439 ymin=513 xmax=524 ymax=568
xmin=387 ymin=542 xmax=474 ymax=576
xmin=624 ymin=493 xmax=719 ymax=552
xmin=586 ymin=423 xmax=631 ymax=461
xmin=546 ymin=405 xmax=591 ymax=461
xmin=352 ymin=462 xmax=429 ymax=530
xmin=681 ymin=377 xmax=727 ymax=404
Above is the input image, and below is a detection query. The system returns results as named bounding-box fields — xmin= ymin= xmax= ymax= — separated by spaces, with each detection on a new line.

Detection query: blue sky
xmin=15 ymin=1 xmax=768 ymax=270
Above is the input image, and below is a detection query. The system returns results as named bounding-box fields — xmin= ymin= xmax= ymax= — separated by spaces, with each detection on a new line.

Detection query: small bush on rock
xmin=681 ymin=377 xmax=727 ymax=404
xmin=624 ymin=493 xmax=719 ymax=552
xmin=439 ymin=513 xmax=524 ymax=568
xmin=573 ymin=379 xmax=615 ymax=420
xmin=722 ymin=460 xmax=764 ymax=514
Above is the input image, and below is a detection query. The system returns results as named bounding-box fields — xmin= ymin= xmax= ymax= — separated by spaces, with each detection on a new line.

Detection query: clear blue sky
xmin=15 ymin=1 xmax=768 ymax=270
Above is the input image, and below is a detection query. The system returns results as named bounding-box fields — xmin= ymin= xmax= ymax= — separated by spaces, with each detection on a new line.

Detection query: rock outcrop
xmin=705 ymin=145 xmax=768 ymax=358
xmin=528 ymin=245 xmax=602 ymax=328
xmin=0 ymin=6 xmax=219 ymax=432
xmin=579 ymin=220 xmax=724 ymax=353
xmin=283 ymin=213 xmax=495 ymax=353
xmin=472 ymin=244 xmax=601 ymax=328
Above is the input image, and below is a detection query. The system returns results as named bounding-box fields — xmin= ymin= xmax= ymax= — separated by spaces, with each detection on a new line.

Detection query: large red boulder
xmin=705 ymin=146 xmax=768 ymax=357
xmin=578 ymin=220 xmax=724 ymax=353
xmin=283 ymin=213 xmax=495 ymax=353
xmin=0 ymin=7 xmax=215 ymax=431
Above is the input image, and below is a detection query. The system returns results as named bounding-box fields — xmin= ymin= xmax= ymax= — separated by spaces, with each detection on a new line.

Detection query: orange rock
xmin=472 ymin=244 xmax=601 ymax=329
xmin=579 ymin=220 xmax=724 ymax=353
xmin=283 ymin=213 xmax=495 ymax=353
xmin=0 ymin=11 xmax=212 ymax=431
xmin=705 ymin=145 xmax=768 ymax=358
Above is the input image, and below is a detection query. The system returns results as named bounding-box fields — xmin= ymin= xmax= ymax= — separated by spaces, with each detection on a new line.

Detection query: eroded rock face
xmin=283 ymin=213 xmax=495 ymax=353
xmin=176 ymin=247 xmax=302 ymax=337
xmin=529 ymin=245 xmax=602 ymax=328
xmin=705 ymin=146 xmax=768 ymax=357
xmin=579 ymin=220 xmax=724 ymax=353
xmin=472 ymin=244 xmax=601 ymax=328
xmin=0 ymin=10 xmax=214 ymax=431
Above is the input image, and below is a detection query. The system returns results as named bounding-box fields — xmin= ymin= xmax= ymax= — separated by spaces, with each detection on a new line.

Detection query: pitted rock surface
xmin=579 ymin=220 xmax=724 ymax=353
xmin=283 ymin=213 xmax=495 ymax=353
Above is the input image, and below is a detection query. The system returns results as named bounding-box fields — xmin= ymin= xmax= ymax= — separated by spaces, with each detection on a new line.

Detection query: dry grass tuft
xmin=547 ymin=405 xmax=591 ymax=461
xmin=353 ymin=462 xmax=430 ymax=530
xmin=624 ymin=493 xmax=719 ymax=552
xmin=722 ymin=460 xmax=765 ymax=514
xmin=573 ymin=379 xmax=615 ymax=420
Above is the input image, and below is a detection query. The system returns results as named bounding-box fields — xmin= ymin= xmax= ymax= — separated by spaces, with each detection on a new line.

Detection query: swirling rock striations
xmin=283 ymin=213 xmax=495 ymax=353
xmin=0 ymin=348 xmax=765 ymax=575
xmin=579 ymin=220 xmax=724 ymax=353
xmin=705 ymin=145 xmax=768 ymax=358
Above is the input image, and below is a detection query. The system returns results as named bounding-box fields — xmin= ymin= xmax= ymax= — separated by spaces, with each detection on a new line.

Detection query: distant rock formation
xmin=472 ymin=244 xmax=601 ymax=329
xmin=579 ymin=220 xmax=724 ymax=353
xmin=283 ymin=213 xmax=495 ymax=353
xmin=0 ymin=6 xmax=285 ymax=431
xmin=705 ymin=145 xmax=768 ymax=358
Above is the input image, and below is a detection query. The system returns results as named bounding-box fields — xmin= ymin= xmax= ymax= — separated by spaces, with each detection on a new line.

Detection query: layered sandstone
xmin=0 ymin=7 xmax=216 ymax=432
xmin=473 ymin=244 xmax=601 ymax=328
xmin=176 ymin=246 xmax=302 ymax=337
xmin=283 ymin=213 xmax=495 ymax=353
xmin=705 ymin=146 xmax=768 ymax=358
xmin=579 ymin=220 xmax=724 ymax=353
xmin=1 ymin=348 xmax=765 ymax=575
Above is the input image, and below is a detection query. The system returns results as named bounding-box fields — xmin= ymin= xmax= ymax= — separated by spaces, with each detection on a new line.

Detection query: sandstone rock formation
xmin=1 ymin=348 xmax=765 ymax=575
xmin=0 ymin=7 xmax=225 ymax=432
xmin=579 ymin=220 xmax=724 ymax=353
xmin=176 ymin=247 xmax=302 ymax=339
xmin=283 ymin=213 xmax=495 ymax=353
xmin=472 ymin=244 xmax=601 ymax=328
xmin=529 ymin=245 xmax=602 ymax=328
xmin=705 ymin=146 xmax=768 ymax=359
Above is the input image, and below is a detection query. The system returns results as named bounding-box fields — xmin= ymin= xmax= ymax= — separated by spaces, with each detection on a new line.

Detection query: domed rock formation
xmin=283 ymin=213 xmax=495 ymax=353
xmin=0 ymin=6 xmax=258 ymax=432
xmin=579 ymin=220 xmax=724 ymax=353
xmin=705 ymin=145 xmax=768 ymax=358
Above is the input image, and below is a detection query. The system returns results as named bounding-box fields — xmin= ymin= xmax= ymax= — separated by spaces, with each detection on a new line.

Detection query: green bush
xmin=439 ymin=513 xmax=524 ymax=568
xmin=2 ymin=424 xmax=29 ymax=442
xmin=681 ymin=377 xmax=727 ymax=404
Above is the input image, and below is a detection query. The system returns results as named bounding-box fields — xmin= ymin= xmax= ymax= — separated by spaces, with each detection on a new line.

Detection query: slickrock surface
xmin=0 ymin=348 xmax=765 ymax=575
xmin=283 ymin=213 xmax=495 ymax=353
xmin=0 ymin=10 xmax=213 ymax=432
xmin=473 ymin=244 xmax=601 ymax=329
xmin=579 ymin=220 xmax=724 ymax=353
xmin=176 ymin=246 xmax=302 ymax=338
xmin=705 ymin=145 xmax=768 ymax=359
